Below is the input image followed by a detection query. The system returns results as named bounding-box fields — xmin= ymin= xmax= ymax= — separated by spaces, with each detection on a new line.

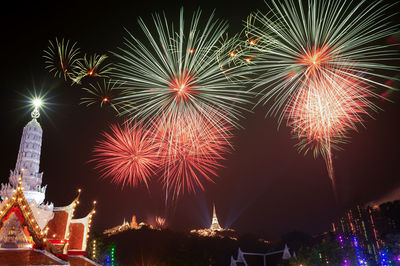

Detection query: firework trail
xmin=246 ymin=0 xmax=398 ymax=197
xmin=92 ymin=121 xmax=160 ymax=188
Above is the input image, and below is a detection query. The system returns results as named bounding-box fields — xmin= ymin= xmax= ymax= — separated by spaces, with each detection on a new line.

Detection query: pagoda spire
xmin=1 ymin=99 xmax=47 ymax=204
xmin=210 ymin=203 xmax=222 ymax=231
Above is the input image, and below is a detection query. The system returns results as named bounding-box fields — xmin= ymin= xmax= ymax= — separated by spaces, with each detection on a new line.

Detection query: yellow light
xmin=32 ymin=98 xmax=42 ymax=108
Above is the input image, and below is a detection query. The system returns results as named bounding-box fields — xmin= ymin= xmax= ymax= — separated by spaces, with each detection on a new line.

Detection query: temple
xmin=210 ymin=204 xmax=222 ymax=231
xmin=190 ymin=204 xmax=236 ymax=239
xmin=103 ymin=215 xmax=168 ymax=236
xmin=0 ymin=103 xmax=97 ymax=265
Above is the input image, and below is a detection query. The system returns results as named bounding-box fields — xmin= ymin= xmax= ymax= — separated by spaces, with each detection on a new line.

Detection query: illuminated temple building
xmin=0 ymin=106 xmax=98 ymax=265
xmin=190 ymin=204 xmax=236 ymax=239
xmin=103 ymin=216 xmax=139 ymax=236
xmin=103 ymin=215 xmax=168 ymax=236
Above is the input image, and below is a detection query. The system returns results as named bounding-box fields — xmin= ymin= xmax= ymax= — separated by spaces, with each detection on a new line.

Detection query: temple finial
xmin=31 ymin=98 xmax=42 ymax=119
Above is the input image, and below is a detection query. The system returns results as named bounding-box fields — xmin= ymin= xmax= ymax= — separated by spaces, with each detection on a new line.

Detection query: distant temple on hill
xmin=0 ymin=103 xmax=97 ymax=265
xmin=190 ymin=204 xmax=236 ymax=239
xmin=103 ymin=215 xmax=166 ymax=237
xmin=103 ymin=216 xmax=139 ymax=236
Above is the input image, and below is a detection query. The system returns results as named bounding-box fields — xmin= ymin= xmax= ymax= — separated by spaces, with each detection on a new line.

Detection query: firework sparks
xmin=74 ymin=54 xmax=113 ymax=83
xmin=92 ymin=121 xmax=160 ymax=188
xmin=43 ymin=38 xmax=81 ymax=80
xmin=44 ymin=38 xmax=113 ymax=85
xmin=81 ymin=79 xmax=121 ymax=112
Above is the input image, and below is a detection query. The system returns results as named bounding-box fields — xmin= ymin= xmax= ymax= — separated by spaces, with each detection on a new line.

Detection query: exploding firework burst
xmin=74 ymin=54 xmax=113 ymax=83
xmin=287 ymin=67 xmax=374 ymax=193
xmin=81 ymin=79 xmax=121 ymax=112
xmin=247 ymin=0 xmax=398 ymax=117
xmin=92 ymin=121 xmax=160 ymax=188
xmin=245 ymin=0 xmax=398 ymax=197
xmin=111 ymin=8 xmax=251 ymax=129
xmin=43 ymin=38 xmax=81 ymax=80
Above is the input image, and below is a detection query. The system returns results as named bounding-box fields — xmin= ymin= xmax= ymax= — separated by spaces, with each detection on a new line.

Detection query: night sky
xmin=0 ymin=0 xmax=399 ymax=239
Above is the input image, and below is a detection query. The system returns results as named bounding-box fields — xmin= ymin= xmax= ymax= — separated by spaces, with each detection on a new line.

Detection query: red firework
xmin=153 ymin=110 xmax=232 ymax=198
xmin=155 ymin=216 xmax=166 ymax=228
xmin=92 ymin=121 xmax=160 ymax=188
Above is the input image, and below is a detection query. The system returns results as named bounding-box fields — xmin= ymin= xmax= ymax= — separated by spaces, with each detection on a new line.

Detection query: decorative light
xmin=32 ymin=98 xmax=43 ymax=108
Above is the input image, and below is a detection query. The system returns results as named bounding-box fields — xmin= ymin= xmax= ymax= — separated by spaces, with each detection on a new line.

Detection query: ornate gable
xmin=0 ymin=176 xmax=48 ymax=248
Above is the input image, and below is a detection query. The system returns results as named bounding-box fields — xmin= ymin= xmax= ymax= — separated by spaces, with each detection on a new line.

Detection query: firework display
xmin=105 ymin=8 xmax=249 ymax=198
xmin=246 ymin=0 xmax=398 ymax=196
xmin=43 ymin=1 xmax=398 ymax=202
xmin=43 ymin=38 xmax=112 ymax=84
xmin=92 ymin=121 xmax=160 ymax=188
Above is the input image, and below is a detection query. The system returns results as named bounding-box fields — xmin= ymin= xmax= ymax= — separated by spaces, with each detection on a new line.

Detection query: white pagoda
xmin=0 ymin=101 xmax=96 ymax=264
xmin=190 ymin=203 xmax=236 ymax=239
xmin=210 ymin=203 xmax=222 ymax=231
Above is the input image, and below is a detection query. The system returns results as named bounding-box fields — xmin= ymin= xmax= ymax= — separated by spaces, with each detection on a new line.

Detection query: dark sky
xmin=0 ymin=0 xmax=399 ymax=239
